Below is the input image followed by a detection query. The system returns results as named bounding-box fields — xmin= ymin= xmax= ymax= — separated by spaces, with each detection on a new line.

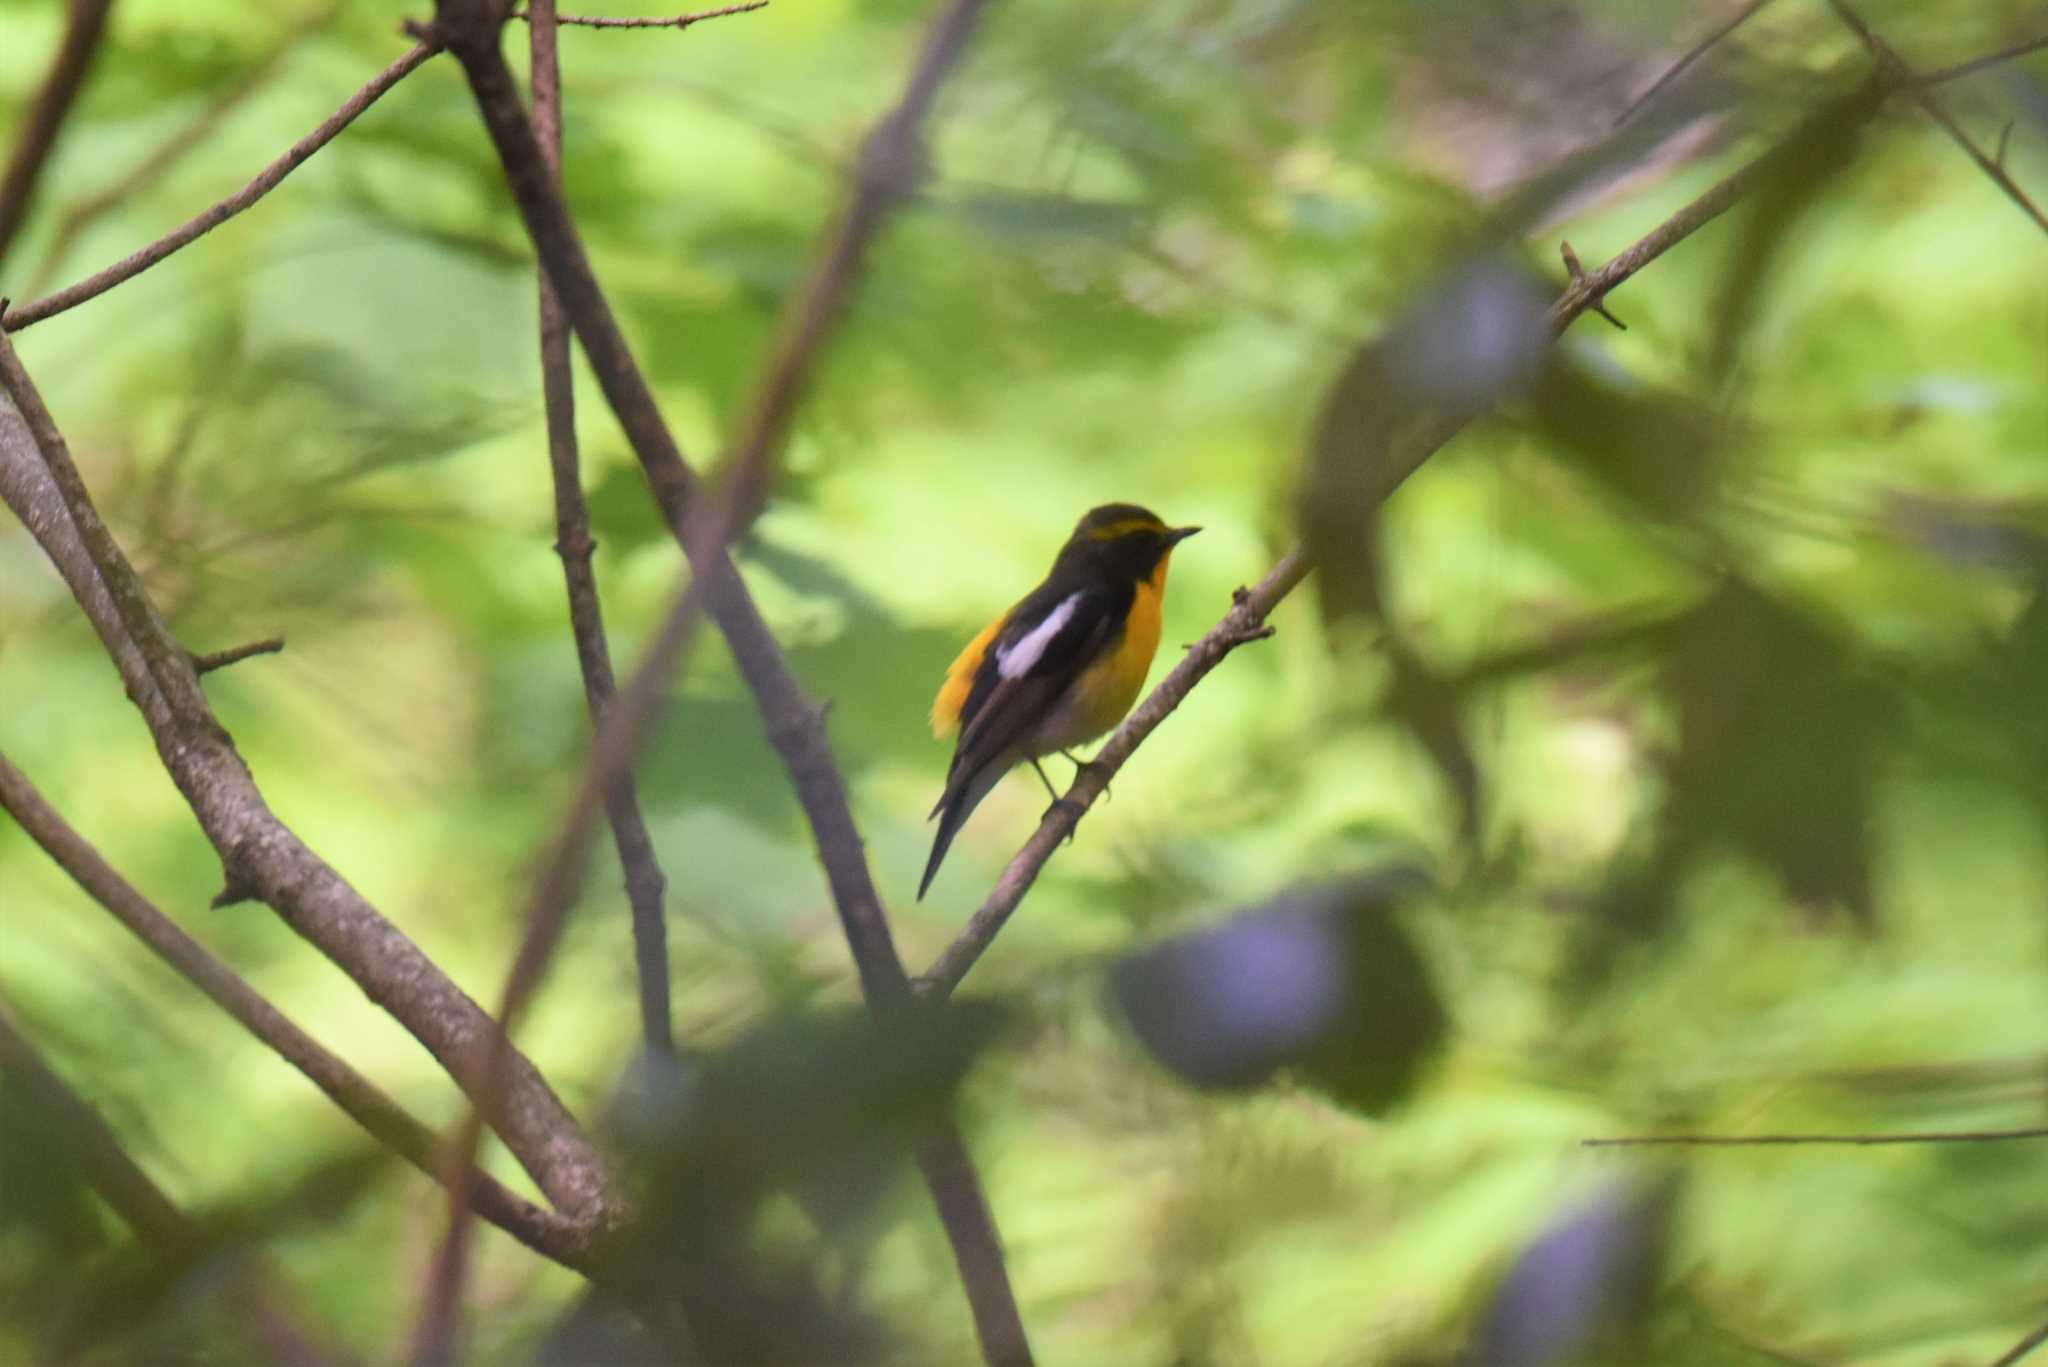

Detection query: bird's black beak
xmin=1167 ymin=525 xmax=1201 ymax=545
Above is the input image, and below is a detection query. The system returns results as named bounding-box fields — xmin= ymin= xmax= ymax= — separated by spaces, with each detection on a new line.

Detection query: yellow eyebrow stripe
xmin=1085 ymin=517 xmax=1164 ymax=541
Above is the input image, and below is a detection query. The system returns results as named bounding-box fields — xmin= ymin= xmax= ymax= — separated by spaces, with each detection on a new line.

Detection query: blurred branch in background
xmin=1585 ymin=1126 xmax=2048 ymax=1146
xmin=0 ymin=996 xmax=338 ymax=1366
xmin=0 ymin=0 xmax=114 ymax=264
xmin=1990 ymin=1319 xmax=2048 ymax=1367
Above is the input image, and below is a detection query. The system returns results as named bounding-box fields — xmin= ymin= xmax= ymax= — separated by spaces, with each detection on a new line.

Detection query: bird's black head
xmin=1056 ymin=503 xmax=1201 ymax=583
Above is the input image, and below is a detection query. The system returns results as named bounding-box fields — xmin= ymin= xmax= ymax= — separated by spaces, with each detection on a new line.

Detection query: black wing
xmin=919 ymin=582 xmax=1126 ymax=898
xmin=949 ymin=582 xmax=1125 ymax=783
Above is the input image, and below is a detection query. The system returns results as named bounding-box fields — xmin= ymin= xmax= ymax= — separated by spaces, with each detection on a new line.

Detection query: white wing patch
xmin=997 ymin=593 xmax=1080 ymax=680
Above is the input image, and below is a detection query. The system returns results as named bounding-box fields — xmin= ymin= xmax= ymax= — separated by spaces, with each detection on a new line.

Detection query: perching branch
xmin=0 ymin=0 xmax=115 ymax=264
xmin=916 ymin=67 xmax=1925 ymax=1000
xmin=1 ymin=40 xmax=437 ymax=332
xmin=1583 ymin=1126 xmax=2048 ymax=1148
xmin=0 ymin=750 xmax=589 ymax=1267
xmin=0 ymin=333 xmax=611 ymax=1224
xmin=917 ymin=554 xmax=1305 ymax=1000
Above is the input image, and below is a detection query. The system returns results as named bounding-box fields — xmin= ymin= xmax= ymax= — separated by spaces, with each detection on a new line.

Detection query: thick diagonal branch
xmin=0 ymin=751 xmax=588 ymax=1266
xmin=0 ymin=336 xmax=609 ymax=1222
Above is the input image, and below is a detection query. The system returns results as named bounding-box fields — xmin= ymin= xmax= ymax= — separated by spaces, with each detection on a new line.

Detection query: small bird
xmin=921 ymin=503 xmax=1199 ymax=899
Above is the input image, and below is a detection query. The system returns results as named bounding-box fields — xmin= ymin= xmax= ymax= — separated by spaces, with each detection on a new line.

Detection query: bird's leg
xmin=1031 ymin=757 xmax=1085 ymax=838
xmin=1062 ymin=748 xmax=1112 ymax=802
xmin=1028 ymin=757 xmax=1062 ymax=804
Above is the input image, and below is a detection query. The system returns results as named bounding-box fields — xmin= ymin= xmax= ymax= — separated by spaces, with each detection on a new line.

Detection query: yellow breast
xmin=1029 ymin=556 xmax=1169 ymax=755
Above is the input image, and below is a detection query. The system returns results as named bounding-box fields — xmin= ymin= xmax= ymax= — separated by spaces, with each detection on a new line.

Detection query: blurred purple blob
xmin=1387 ymin=259 xmax=1552 ymax=414
xmin=1472 ymin=1176 xmax=1674 ymax=1367
xmin=1112 ymin=893 xmax=1356 ymax=1088
xmin=1108 ymin=871 xmax=1446 ymax=1111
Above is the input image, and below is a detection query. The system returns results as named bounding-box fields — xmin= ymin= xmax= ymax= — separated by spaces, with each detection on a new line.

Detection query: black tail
xmin=918 ymin=760 xmax=1005 ymax=900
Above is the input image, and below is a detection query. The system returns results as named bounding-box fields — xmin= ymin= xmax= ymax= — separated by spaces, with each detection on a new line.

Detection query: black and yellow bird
xmin=921 ymin=503 xmax=1199 ymax=899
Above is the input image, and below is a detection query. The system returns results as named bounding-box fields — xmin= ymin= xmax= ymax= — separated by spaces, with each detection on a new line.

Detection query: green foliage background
xmin=2 ymin=0 xmax=2045 ymax=1361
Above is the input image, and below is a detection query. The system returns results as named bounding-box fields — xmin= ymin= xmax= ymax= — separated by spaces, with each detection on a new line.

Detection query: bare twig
xmin=0 ymin=0 xmax=115 ymax=264
xmin=531 ymin=0 xmax=674 ymax=1061
xmin=1583 ymin=1126 xmax=2048 ymax=1147
xmin=512 ymin=1 xmax=770 ymax=29
xmin=1613 ymin=0 xmax=1774 ymax=129
xmin=190 ymin=636 xmax=285 ymax=673
xmin=1548 ymin=79 xmax=1886 ymax=340
xmin=1 ymin=40 xmax=437 ymax=332
xmin=1916 ymin=33 xmax=2048 ymax=87
xmin=25 ymin=5 xmax=332 ymax=295
xmin=0 ymin=333 xmax=610 ymax=1223
xmin=1826 ymin=0 xmax=2048 ymax=238
xmin=1989 ymin=1317 xmax=2048 ymax=1367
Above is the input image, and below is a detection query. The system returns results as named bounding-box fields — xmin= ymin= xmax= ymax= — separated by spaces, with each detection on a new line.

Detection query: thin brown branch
xmin=408 ymin=0 xmax=683 ymax=1351
xmin=1826 ymin=0 xmax=2048 ymax=238
xmin=424 ymin=1 xmax=1029 ymax=1358
xmin=1916 ymin=33 xmax=2048 ymax=87
xmin=0 ymin=750 xmax=591 ymax=1266
xmin=1549 ymin=78 xmax=1886 ymax=339
xmin=1583 ymin=1126 xmax=2048 ymax=1147
xmin=512 ymin=1 xmax=770 ymax=29
xmin=1989 ymin=1317 xmax=2048 ymax=1367
xmin=1613 ymin=0 xmax=1774 ymax=129
xmin=0 ymin=0 xmax=116 ymax=264
xmin=531 ymin=0 xmax=673 ymax=1062
xmin=0 ymin=333 xmax=610 ymax=1223
xmin=191 ymin=635 xmax=285 ymax=673
xmin=1 ymin=39 xmax=438 ymax=333
xmin=0 ymin=996 xmax=337 ymax=1366
xmin=24 ymin=5 xmax=332 ymax=296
